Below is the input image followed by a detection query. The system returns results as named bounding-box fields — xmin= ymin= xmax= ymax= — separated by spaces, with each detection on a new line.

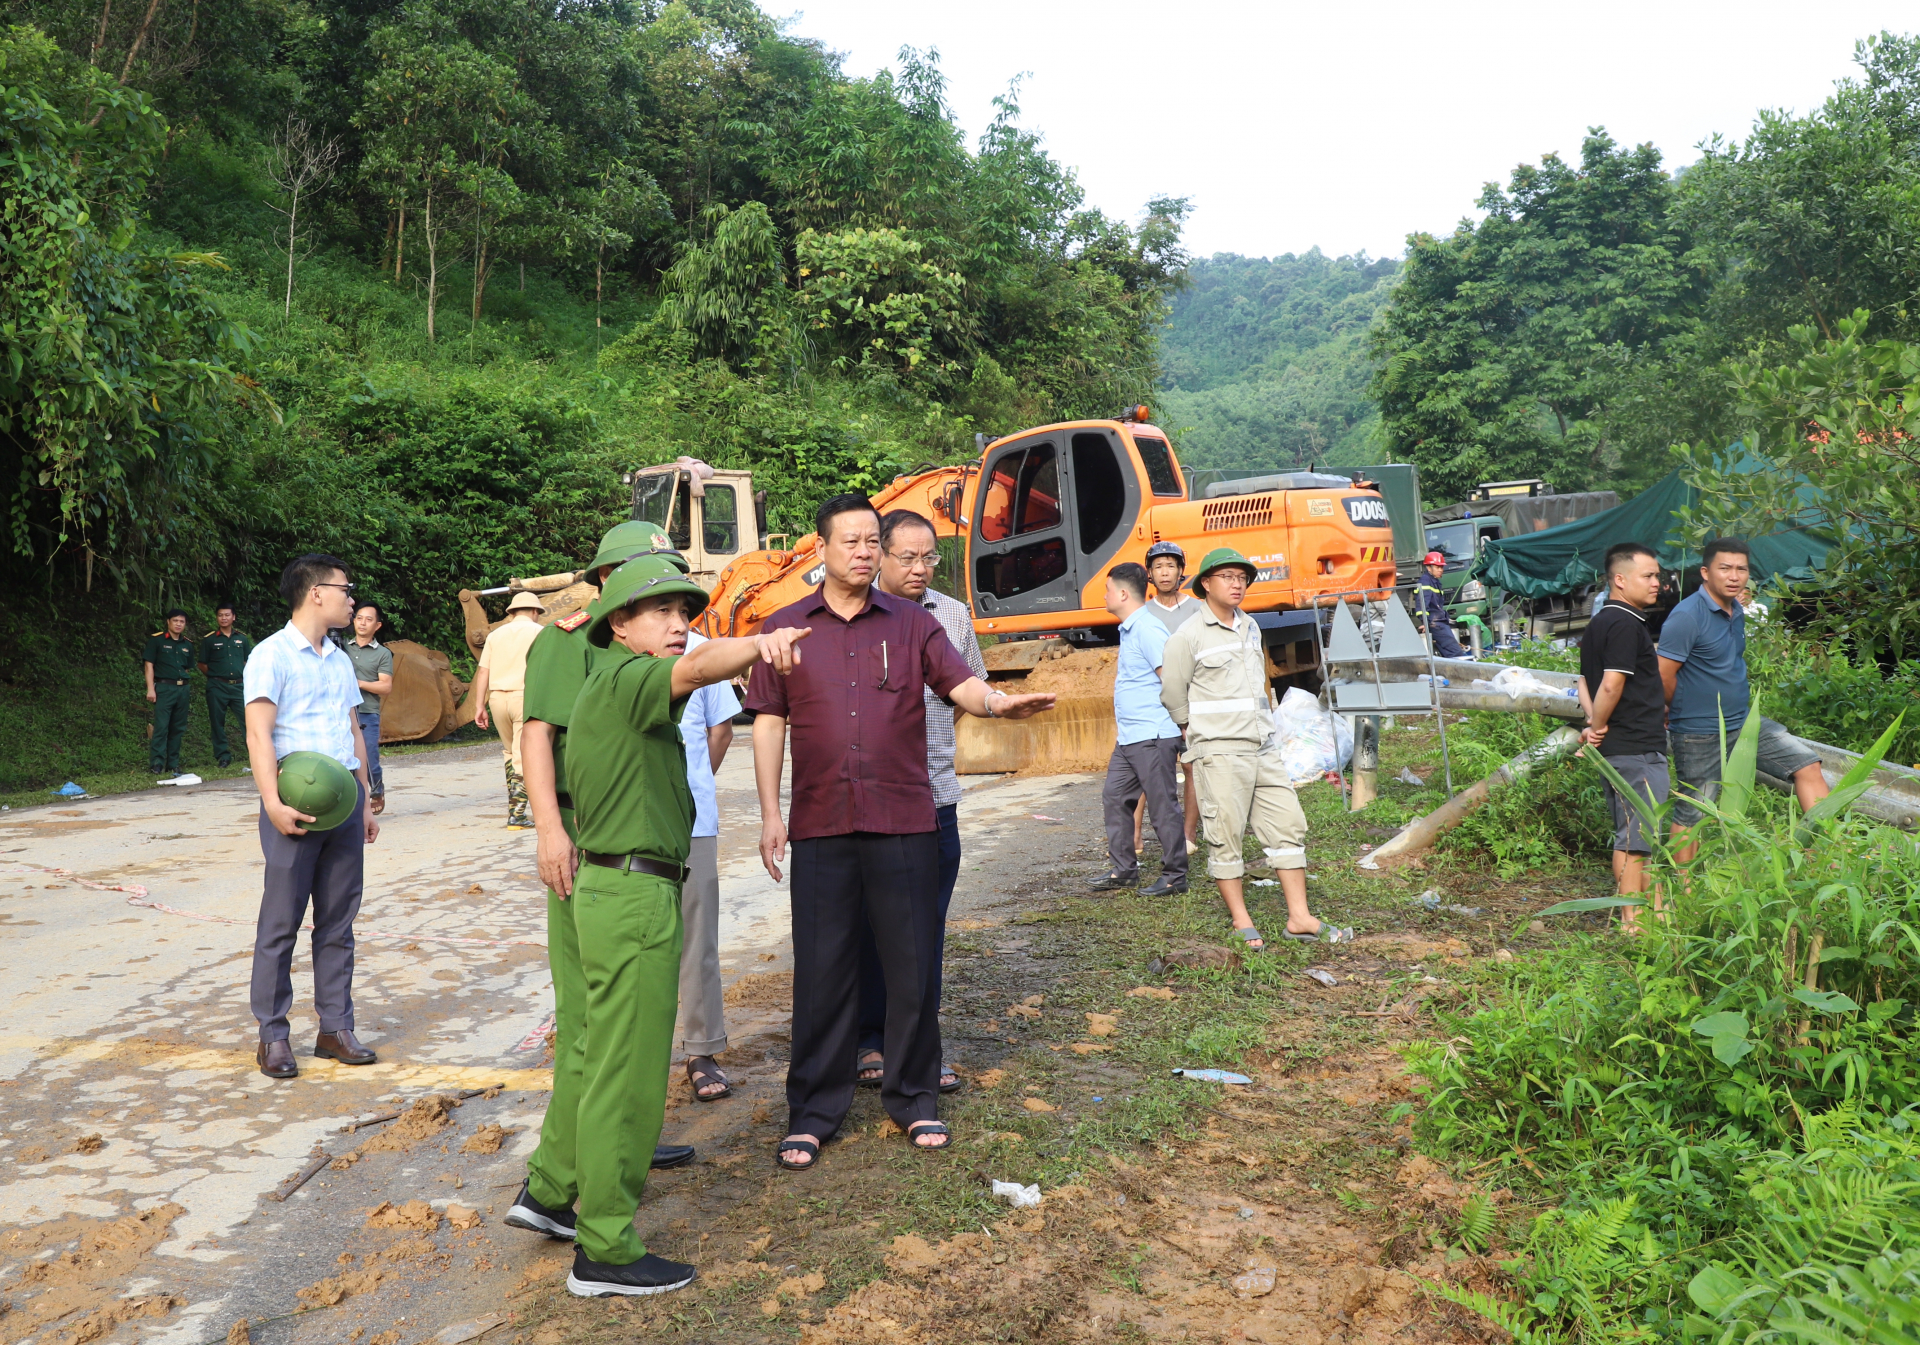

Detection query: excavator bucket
xmin=379 ymin=640 xmax=469 ymax=744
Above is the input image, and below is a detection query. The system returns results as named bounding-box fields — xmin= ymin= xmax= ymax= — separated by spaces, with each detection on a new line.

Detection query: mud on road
xmin=4 ymin=726 xmax=1591 ymax=1344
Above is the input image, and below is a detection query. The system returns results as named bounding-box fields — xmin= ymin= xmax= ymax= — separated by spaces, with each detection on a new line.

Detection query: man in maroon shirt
xmin=748 ymin=494 xmax=1053 ymax=1169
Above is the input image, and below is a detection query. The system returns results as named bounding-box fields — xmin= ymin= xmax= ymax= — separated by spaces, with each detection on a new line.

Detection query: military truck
xmin=1421 ymin=479 xmax=1620 ymax=633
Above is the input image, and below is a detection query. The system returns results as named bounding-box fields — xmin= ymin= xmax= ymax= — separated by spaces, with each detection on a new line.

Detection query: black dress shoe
xmin=650 ymin=1143 xmax=695 ymax=1170
xmin=257 ymin=1040 xmax=298 ymax=1079
xmin=314 ymin=1029 xmax=377 ymax=1065
xmin=504 ymin=1181 xmax=576 ymax=1239
xmin=1138 ymin=875 xmax=1188 ymax=897
xmin=1087 ymin=871 xmax=1137 ymax=892
xmin=566 ymin=1248 xmax=696 ymax=1297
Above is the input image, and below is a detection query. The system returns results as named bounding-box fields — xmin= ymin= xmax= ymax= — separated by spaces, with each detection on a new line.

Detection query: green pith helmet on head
xmin=588 ymin=520 xmax=688 ymax=577
xmin=1191 ymin=546 xmax=1257 ymax=597
xmin=276 ymin=751 xmax=359 ymax=831
xmin=586 ymin=554 xmax=712 ymax=647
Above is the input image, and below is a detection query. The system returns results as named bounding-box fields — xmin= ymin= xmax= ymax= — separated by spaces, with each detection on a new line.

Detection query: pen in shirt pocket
xmin=880 ymin=639 xmax=890 ymax=688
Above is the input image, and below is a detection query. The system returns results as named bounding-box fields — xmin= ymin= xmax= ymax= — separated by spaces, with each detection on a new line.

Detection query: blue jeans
xmin=356 ymin=710 xmax=384 ymax=797
xmin=857 ymin=803 xmax=961 ymax=1059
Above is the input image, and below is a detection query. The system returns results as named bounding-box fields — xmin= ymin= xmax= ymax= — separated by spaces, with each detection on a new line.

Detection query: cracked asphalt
xmin=0 ymin=738 xmax=1088 ymax=1345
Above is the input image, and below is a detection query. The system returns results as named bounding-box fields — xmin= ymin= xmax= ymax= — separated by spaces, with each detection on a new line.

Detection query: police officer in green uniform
xmin=506 ymin=552 xmax=809 ymax=1297
xmin=197 ymin=603 xmax=252 ymax=768
xmin=143 ymin=609 xmax=197 ymax=775
xmin=502 ymin=523 xmax=699 ymax=1243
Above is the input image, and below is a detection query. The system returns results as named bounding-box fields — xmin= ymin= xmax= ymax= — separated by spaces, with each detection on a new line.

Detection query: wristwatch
xmin=986 ymin=690 xmax=1002 ymax=718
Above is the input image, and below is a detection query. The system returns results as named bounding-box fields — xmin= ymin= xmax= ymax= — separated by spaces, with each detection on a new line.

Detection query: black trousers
xmin=857 ymin=803 xmax=961 ymax=1057
xmin=788 ymin=829 xmax=941 ymax=1137
xmin=251 ymin=784 xmax=365 ymax=1042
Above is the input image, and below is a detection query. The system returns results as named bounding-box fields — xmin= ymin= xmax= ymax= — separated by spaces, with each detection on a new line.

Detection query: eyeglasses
xmin=885 ymin=550 xmax=940 ymax=572
xmin=314 ymin=582 xmax=357 ymax=595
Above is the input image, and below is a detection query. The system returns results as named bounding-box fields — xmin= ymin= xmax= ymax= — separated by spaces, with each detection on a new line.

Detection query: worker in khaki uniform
xmin=505 ymin=522 xmax=703 ymax=1254
xmin=506 ymin=553 xmax=810 ymax=1298
xmin=1160 ymin=547 xmax=1351 ymax=952
xmin=143 ymin=610 xmax=197 ymax=776
xmin=197 ymin=604 xmax=252 ymax=768
xmin=473 ymin=591 xmax=546 ymax=829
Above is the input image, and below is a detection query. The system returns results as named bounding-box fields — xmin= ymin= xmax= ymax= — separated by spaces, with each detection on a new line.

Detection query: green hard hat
xmin=586 ymin=554 xmax=711 ymax=647
xmin=1191 ymin=546 xmax=1257 ymax=596
xmin=275 ymin=751 xmax=359 ymax=831
xmin=588 ymin=520 xmax=688 ymax=576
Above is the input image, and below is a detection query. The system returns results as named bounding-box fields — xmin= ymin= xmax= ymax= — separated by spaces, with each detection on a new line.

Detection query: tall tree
xmin=1369 ymin=131 xmax=1712 ymax=499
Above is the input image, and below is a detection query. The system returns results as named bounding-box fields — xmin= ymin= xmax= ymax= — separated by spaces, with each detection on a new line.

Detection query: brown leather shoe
xmin=314 ymin=1029 xmax=378 ymax=1065
xmin=257 ymin=1039 xmax=298 ymax=1079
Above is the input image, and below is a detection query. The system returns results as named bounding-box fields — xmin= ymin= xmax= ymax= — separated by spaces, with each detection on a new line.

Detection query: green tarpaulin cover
xmin=1471 ymin=470 xmax=1833 ymax=598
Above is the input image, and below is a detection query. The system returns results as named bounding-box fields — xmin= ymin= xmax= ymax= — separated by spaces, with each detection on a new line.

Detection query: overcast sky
xmin=780 ymin=1 xmax=1898 ymax=261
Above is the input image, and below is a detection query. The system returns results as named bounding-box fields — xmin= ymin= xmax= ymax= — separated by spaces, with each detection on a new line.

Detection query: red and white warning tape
xmin=6 ymin=864 xmax=547 ymax=950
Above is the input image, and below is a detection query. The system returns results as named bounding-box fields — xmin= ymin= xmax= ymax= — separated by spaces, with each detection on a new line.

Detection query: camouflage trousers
xmin=505 ymin=760 xmax=531 ymax=828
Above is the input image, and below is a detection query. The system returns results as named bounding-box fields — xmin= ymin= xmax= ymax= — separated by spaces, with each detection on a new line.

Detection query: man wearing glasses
xmin=243 ymin=554 xmax=383 ymax=1080
xmin=850 ymin=510 xmax=989 ymax=1096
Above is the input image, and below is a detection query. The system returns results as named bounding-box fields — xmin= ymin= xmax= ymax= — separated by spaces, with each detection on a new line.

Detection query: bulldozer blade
xmin=954 ymin=696 xmax=1116 ymax=775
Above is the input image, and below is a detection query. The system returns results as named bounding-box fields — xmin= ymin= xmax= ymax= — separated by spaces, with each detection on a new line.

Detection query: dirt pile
xmin=1004 ymin=647 xmax=1118 ymax=699
xmin=0 ymin=1203 xmax=185 ymax=1344
xmin=459 ymin=1123 xmax=514 ymax=1154
xmin=356 ymin=1094 xmax=458 ymax=1154
xmin=366 ymin=1200 xmax=442 ymax=1231
xmin=296 ymin=1267 xmax=384 ymax=1308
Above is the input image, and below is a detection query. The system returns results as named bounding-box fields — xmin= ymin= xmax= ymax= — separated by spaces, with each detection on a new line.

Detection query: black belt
xmin=581 ymin=851 xmax=689 ymax=882
xmin=161 ymin=679 xmax=187 ymax=685
xmin=554 ymin=792 xmax=573 ymax=810
xmin=211 ymin=675 xmax=241 ymax=683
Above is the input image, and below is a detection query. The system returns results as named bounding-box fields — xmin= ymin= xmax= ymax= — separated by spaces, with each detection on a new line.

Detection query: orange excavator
xmin=689 ymin=408 xmax=1397 ymax=684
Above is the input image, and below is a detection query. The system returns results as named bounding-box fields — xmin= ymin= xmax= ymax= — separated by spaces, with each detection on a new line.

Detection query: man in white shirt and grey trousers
xmin=244 ymin=553 xmax=383 ymax=1080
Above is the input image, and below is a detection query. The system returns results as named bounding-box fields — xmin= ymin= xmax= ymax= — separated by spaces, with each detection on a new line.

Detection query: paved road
xmin=0 ymin=738 xmax=1088 ymax=1345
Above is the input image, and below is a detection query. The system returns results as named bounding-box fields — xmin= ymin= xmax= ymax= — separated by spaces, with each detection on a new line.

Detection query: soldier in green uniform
xmin=143 ymin=609 xmax=197 ymax=775
xmin=197 ymin=603 xmax=252 ymax=768
xmin=503 ymin=522 xmax=696 ymax=1243
xmin=507 ymin=553 xmax=808 ymax=1297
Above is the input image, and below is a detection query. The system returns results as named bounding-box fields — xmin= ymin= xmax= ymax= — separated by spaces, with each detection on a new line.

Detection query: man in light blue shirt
xmin=1093 ymin=562 xmax=1189 ymax=896
xmin=242 ymin=552 xmax=382 ymax=1081
xmin=676 ymin=630 xmax=742 ymax=1102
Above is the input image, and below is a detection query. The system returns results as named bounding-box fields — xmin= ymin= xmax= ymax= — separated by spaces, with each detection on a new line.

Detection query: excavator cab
xmin=970 ymin=423 xmax=1176 ymax=623
xmin=626 ymin=464 xmax=766 ymax=592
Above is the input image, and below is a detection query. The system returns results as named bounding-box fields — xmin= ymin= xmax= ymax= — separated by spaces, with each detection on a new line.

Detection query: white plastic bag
xmin=1487 ymin=665 xmax=1574 ymax=700
xmin=991 ymin=1179 xmax=1042 ymax=1208
xmin=1274 ymin=688 xmax=1352 ymax=782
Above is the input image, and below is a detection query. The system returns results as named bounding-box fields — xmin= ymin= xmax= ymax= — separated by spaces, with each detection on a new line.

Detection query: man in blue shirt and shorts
xmin=1093 ymin=562 xmax=1189 ymax=897
xmin=1659 ymin=536 xmax=1829 ymax=861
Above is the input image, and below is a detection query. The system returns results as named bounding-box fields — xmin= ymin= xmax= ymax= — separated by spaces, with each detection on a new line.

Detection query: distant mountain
xmin=1158 ymin=251 xmax=1399 ymax=471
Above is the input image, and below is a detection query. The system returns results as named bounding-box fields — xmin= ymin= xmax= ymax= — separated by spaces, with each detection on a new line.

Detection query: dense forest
xmin=5 ymin=5 xmax=1920 ymax=789
xmin=1369 ymin=32 xmax=1920 ymax=505
xmin=1158 ymin=250 xmax=1398 ymax=471
xmin=0 ymin=0 xmax=1187 ymax=788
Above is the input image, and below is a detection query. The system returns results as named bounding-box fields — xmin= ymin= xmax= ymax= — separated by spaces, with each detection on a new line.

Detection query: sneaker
xmin=566 ymin=1248 xmax=697 ymax=1297
xmin=504 ymin=1181 xmax=576 ymax=1239
xmin=1138 ymin=875 xmax=1188 ymax=897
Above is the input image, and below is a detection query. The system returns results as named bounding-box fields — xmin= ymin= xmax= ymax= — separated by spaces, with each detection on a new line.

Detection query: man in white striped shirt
xmin=853 ymin=511 xmax=988 ymax=1094
xmin=243 ymin=553 xmax=383 ymax=1080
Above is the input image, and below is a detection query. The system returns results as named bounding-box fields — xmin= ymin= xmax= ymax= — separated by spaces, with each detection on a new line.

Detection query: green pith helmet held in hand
xmin=588 ymin=520 xmax=688 ymax=577
xmin=586 ymin=554 xmax=712 ymax=647
xmin=1191 ymin=546 xmax=1258 ymax=597
xmin=276 ymin=751 xmax=359 ymax=831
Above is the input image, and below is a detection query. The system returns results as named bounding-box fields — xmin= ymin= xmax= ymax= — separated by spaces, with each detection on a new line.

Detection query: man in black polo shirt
xmin=1577 ymin=542 xmax=1669 ymax=935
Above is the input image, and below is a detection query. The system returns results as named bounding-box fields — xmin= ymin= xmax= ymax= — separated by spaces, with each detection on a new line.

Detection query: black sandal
xmin=775 ymin=1138 xmax=819 ymax=1171
xmin=855 ymin=1050 xmax=884 ymax=1089
xmin=686 ymin=1056 xmax=731 ymax=1101
xmin=939 ymin=1065 xmax=962 ymax=1094
xmin=905 ymin=1121 xmax=952 ymax=1151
